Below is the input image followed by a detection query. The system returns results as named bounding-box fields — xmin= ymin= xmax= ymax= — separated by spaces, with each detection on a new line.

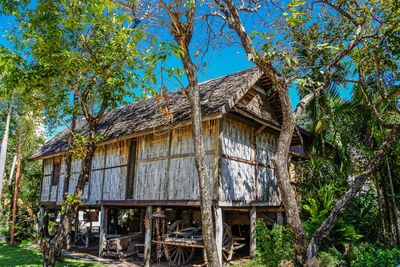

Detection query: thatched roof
xmin=32 ymin=67 xmax=269 ymax=159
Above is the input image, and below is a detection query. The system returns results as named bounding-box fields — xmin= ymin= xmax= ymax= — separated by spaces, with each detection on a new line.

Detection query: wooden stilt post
xmin=43 ymin=210 xmax=49 ymax=237
xmin=144 ymin=206 xmax=152 ymax=267
xmin=277 ymin=211 xmax=284 ymax=225
xmin=38 ymin=206 xmax=45 ymax=238
xmin=140 ymin=209 xmax=145 ymax=234
xmin=99 ymin=206 xmax=107 ymax=257
xmin=215 ymin=206 xmax=223 ymax=265
xmin=250 ymin=207 xmax=257 ymax=258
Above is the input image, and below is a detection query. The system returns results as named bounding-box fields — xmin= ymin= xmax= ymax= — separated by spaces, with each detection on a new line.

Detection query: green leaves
xmin=255 ymin=222 xmax=295 ymax=266
xmin=284 ymin=0 xmax=306 ymax=27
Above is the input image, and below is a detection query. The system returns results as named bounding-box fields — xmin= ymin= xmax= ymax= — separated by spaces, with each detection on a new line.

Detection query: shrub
xmin=350 ymin=243 xmax=400 ymax=267
xmin=255 ymin=221 xmax=294 ymax=266
xmin=316 ymin=247 xmax=346 ymax=267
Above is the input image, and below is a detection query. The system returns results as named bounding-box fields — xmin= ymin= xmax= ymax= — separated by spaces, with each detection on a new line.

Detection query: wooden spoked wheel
xmin=222 ymin=223 xmax=234 ymax=262
xmin=127 ymin=241 xmax=138 ymax=255
xmin=164 ymin=244 xmax=195 ymax=266
xmin=164 ymin=220 xmax=196 ymax=266
xmin=167 ymin=220 xmax=194 ymax=238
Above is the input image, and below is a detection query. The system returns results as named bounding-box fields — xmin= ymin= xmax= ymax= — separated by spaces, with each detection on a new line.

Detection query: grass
xmin=0 ymin=242 xmax=105 ymax=267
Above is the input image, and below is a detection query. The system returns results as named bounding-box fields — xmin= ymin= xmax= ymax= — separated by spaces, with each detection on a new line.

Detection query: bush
xmin=255 ymin=221 xmax=294 ymax=266
xmin=349 ymin=243 xmax=400 ymax=267
xmin=315 ymin=247 xmax=346 ymax=267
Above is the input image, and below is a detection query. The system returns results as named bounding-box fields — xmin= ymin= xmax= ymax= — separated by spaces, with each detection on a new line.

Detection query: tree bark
xmin=386 ymin=157 xmax=400 ymax=247
xmin=0 ymin=99 xmax=13 ymax=205
xmin=184 ymin=58 xmax=220 ymax=266
xmin=374 ymin=175 xmax=386 ymax=235
xmin=10 ymin=138 xmax=22 ymax=245
xmin=158 ymin=0 xmax=220 ymax=265
xmin=7 ymin=154 xmax=17 ymax=185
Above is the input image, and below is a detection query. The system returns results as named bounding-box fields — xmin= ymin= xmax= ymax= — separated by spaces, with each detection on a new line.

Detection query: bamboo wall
xmin=41 ymin=140 xmax=130 ymax=204
xmin=133 ymin=120 xmax=219 ymax=200
xmin=40 ymin=121 xmax=219 ymax=204
xmin=40 ymin=110 xmax=281 ymax=206
xmin=220 ymin=116 xmax=280 ymax=205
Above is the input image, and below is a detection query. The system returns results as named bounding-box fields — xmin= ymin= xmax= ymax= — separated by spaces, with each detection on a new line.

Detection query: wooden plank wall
xmin=41 ymin=141 xmax=129 ymax=204
xmin=41 ymin=158 xmax=53 ymax=202
xmin=56 ymin=159 xmax=66 ymax=205
xmin=41 ymin=117 xmax=281 ymax=205
xmin=256 ymin=132 xmax=280 ymax=204
xmin=102 ymin=140 xmax=129 ymax=201
xmin=235 ymin=88 xmax=278 ymax=124
xmin=220 ymin=116 xmax=280 ymax=205
xmin=133 ymin=120 xmax=219 ymax=200
xmin=220 ymin=117 xmax=256 ymax=201
xmin=68 ymin=159 xmax=81 ymax=195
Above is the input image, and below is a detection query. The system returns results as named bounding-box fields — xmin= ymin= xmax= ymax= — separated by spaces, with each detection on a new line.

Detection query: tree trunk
xmin=185 ymin=65 xmax=220 ymax=266
xmin=273 ymin=82 xmax=308 ymax=265
xmin=179 ymin=46 xmax=220 ymax=267
xmin=7 ymin=154 xmax=17 ymax=185
xmin=374 ymin=175 xmax=387 ymax=235
xmin=60 ymin=114 xmax=77 ymax=251
xmin=158 ymin=0 xmax=220 ymax=264
xmin=386 ymin=158 xmax=400 ymax=247
xmin=41 ymin=140 xmax=96 ymax=267
xmin=10 ymin=139 xmax=21 ymax=245
xmin=307 ymin=126 xmax=399 ymax=259
xmin=382 ymin=170 xmax=395 ymax=240
xmin=0 ymin=100 xmax=13 ymax=205
xmin=40 ymin=114 xmax=99 ymax=267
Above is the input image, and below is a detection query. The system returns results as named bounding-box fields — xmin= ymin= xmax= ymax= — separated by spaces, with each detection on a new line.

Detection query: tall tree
xmin=19 ymin=1 xmax=157 ymax=265
xmin=0 ymin=48 xmax=23 ymax=205
xmin=10 ymin=133 xmax=21 ymax=245
xmin=211 ymin=0 xmax=400 ymax=263
xmin=0 ymin=99 xmax=12 ymax=205
xmin=156 ymin=0 xmax=220 ymax=265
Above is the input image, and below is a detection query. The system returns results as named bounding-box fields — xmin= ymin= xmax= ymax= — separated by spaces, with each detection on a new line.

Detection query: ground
xmin=0 ymin=242 xmax=106 ymax=267
xmin=0 ymin=241 xmax=253 ymax=266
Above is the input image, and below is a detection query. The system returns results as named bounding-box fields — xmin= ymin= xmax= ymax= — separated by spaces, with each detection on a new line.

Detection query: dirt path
xmin=63 ymin=250 xmax=168 ymax=266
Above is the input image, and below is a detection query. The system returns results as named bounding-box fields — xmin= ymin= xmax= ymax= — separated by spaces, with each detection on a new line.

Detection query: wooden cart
xmin=101 ymin=232 xmax=143 ymax=259
xmin=159 ymin=220 xmax=245 ymax=266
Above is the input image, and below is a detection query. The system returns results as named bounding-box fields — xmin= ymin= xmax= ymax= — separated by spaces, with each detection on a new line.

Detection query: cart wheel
xmin=168 ymin=220 xmax=191 ymax=238
xmin=164 ymin=244 xmax=195 ymax=266
xmin=222 ymin=223 xmax=234 ymax=262
xmin=165 ymin=220 xmax=196 ymax=266
xmin=127 ymin=242 xmax=138 ymax=256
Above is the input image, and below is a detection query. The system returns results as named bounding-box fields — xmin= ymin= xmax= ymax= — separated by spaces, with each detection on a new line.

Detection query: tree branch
xmin=307 ymin=125 xmax=400 ymax=258
xmin=315 ymin=0 xmax=359 ymax=26
xmin=358 ymin=68 xmax=399 ymax=129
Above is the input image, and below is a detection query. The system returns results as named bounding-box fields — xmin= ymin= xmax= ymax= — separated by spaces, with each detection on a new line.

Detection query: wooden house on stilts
xmin=32 ymin=67 xmax=309 ymax=265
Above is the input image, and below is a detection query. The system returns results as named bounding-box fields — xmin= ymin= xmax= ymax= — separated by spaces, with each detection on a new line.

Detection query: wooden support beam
xmin=144 ymin=206 xmax=152 ymax=267
xmin=254 ymin=125 xmax=267 ymax=136
xmin=140 ymin=208 xmax=145 ymax=234
xmin=215 ymin=206 xmax=223 ymax=265
xmin=98 ymin=206 xmax=107 ymax=257
xmin=38 ymin=206 xmax=45 ymax=238
xmin=232 ymin=107 xmax=281 ymax=131
xmin=277 ymin=211 xmax=284 ymax=225
xmin=250 ymin=207 xmax=257 ymax=258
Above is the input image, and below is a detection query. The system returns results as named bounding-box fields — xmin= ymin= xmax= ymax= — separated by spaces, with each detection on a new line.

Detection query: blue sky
xmin=0 ymin=9 xmax=300 ymax=139
xmin=0 ymin=4 xmax=299 ymax=101
xmin=2 ymin=2 xmax=359 ymax=138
